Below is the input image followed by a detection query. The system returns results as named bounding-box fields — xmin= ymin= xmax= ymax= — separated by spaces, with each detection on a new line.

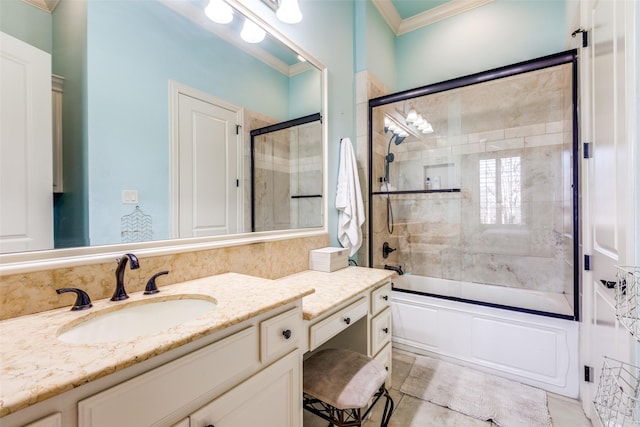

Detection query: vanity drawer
xmin=309 ymin=298 xmax=368 ymax=351
xmin=261 ymin=306 xmax=302 ymax=363
xmin=370 ymin=282 xmax=391 ymax=316
xmin=370 ymin=307 xmax=391 ymax=356
xmin=374 ymin=342 xmax=393 ymax=386
xmin=78 ymin=326 xmax=259 ymax=427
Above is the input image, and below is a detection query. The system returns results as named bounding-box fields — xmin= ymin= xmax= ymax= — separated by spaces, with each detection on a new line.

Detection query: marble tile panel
xmin=356 ymin=101 xmax=368 ymax=138
xmin=460 ymin=252 xmax=565 ymax=293
xmin=485 ymin=137 xmax=524 ymax=152
xmin=504 ymin=123 xmax=546 ymax=139
xmin=525 ymin=132 xmax=564 ymax=148
xmin=546 ymin=120 xmax=567 ymax=134
xmin=452 ymin=141 xmax=486 ymax=155
xmin=468 ymin=129 xmax=505 ymax=144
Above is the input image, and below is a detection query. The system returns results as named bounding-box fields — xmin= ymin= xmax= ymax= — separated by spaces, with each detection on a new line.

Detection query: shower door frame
xmin=367 ymin=49 xmax=580 ymax=321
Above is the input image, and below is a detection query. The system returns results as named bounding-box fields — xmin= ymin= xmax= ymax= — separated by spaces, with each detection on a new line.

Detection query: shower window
xmin=368 ymin=50 xmax=579 ymax=320
xmin=480 ymin=156 xmax=522 ymax=226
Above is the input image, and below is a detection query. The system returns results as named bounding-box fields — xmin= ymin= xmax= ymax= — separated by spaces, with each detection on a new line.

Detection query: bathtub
xmin=390 ymin=275 xmax=579 ymax=397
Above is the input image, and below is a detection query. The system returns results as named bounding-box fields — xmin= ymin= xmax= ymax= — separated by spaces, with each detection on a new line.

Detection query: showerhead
xmin=385 ymin=152 xmax=395 ymax=163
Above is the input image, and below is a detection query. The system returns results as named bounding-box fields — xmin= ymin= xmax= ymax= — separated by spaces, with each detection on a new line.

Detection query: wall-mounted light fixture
xmin=261 ymin=0 xmax=303 ymax=24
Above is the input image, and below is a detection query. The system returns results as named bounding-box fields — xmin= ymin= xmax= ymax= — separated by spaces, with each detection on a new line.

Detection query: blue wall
xmin=395 ymin=0 xmax=569 ymax=90
xmin=0 ymin=0 xmax=52 ymax=52
xmin=364 ymin=0 xmax=396 ymax=91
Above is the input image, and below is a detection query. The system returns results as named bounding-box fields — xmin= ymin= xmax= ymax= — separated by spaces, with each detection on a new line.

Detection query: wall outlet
xmin=122 ymin=190 xmax=138 ymax=204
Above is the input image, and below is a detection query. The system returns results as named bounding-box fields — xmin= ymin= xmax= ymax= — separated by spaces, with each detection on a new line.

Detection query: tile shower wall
xmin=371 ymin=64 xmax=574 ymax=296
xmin=252 ymin=121 xmax=323 ymax=232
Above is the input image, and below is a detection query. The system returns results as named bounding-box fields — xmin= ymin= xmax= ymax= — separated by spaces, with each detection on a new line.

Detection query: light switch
xmin=122 ymin=190 xmax=139 ymax=204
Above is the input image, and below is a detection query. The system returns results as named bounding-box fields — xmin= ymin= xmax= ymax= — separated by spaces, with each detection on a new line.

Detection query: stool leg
xmin=379 ymin=386 xmax=394 ymax=427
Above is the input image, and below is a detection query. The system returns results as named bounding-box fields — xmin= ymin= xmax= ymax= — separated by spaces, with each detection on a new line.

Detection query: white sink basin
xmin=57 ymin=297 xmax=217 ymax=344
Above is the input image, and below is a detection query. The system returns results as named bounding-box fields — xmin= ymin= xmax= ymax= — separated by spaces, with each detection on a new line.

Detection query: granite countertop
xmin=0 ymin=272 xmax=315 ymax=417
xmin=277 ymin=266 xmax=395 ymax=320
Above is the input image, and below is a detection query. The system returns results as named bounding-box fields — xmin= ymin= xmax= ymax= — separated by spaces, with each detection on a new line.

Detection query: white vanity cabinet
xmin=303 ymin=279 xmax=392 ymax=370
xmin=3 ymin=302 xmax=304 ymax=427
xmin=369 ymin=282 xmax=392 ymax=380
xmin=187 ymin=350 xmax=300 ymax=427
xmin=77 ymin=304 xmax=303 ymax=427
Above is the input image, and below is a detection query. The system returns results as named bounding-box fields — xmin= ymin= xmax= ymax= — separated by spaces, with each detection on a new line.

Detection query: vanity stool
xmin=303 ymin=348 xmax=394 ymax=427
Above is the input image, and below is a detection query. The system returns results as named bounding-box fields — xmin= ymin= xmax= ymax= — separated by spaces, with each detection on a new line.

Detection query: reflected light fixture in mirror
xmin=205 ymin=0 xmax=233 ymax=23
xmin=262 ymin=0 xmax=303 ymax=24
xmin=405 ymin=109 xmax=434 ymax=134
xmin=276 ymin=0 xmax=302 ymax=24
xmin=241 ymin=19 xmax=266 ymax=43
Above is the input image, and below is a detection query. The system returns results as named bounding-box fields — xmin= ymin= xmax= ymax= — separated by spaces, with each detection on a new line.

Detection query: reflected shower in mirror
xmin=251 ymin=113 xmax=323 ymax=232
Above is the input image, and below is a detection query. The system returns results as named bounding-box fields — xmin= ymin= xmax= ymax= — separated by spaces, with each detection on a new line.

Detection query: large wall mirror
xmin=0 ymin=0 xmax=327 ymax=266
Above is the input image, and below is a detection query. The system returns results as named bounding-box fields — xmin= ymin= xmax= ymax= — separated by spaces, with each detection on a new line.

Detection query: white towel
xmin=336 ymin=138 xmax=365 ymax=257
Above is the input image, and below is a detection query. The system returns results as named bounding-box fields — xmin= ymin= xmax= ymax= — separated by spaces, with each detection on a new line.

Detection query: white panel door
xmin=0 ymin=32 xmax=53 ymax=253
xmin=580 ymin=0 xmax=637 ymax=420
xmin=175 ymin=90 xmax=240 ymax=238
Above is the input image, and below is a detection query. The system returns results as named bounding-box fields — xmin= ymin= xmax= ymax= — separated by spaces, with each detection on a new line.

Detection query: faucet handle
xmin=144 ymin=270 xmax=169 ymax=295
xmin=56 ymin=288 xmax=93 ymax=311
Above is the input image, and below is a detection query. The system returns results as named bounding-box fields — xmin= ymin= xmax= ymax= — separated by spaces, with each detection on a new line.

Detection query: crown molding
xmin=373 ymin=0 xmax=494 ymax=36
xmin=21 ymin=0 xmax=59 ymax=13
xmin=371 ymin=0 xmax=402 ymax=34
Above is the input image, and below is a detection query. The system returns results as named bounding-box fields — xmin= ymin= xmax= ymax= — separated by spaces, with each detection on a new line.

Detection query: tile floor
xmin=304 ymin=348 xmax=593 ymax=427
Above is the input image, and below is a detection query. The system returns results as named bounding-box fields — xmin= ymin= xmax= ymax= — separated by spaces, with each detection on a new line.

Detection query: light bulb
xmin=204 ymin=0 xmax=233 ymax=24
xmin=406 ymin=108 xmax=418 ymax=123
xmin=388 ymin=123 xmax=399 ymax=132
xmin=384 ymin=117 xmax=391 ymax=127
xmin=276 ymin=0 xmax=302 ymax=24
xmin=414 ymin=115 xmax=425 ymax=126
xmin=397 ymin=130 xmax=409 ymax=137
xmin=241 ymin=19 xmax=266 ymax=43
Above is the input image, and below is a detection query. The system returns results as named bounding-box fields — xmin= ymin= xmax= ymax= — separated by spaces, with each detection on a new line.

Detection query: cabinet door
xmin=190 ymin=351 xmax=301 ymax=427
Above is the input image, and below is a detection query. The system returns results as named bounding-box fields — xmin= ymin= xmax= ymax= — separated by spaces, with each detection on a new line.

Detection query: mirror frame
xmin=0 ymin=0 xmax=329 ymax=274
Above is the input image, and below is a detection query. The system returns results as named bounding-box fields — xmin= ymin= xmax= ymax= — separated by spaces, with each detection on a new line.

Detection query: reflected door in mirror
xmin=0 ymin=32 xmax=53 ymax=254
xmin=175 ymin=90 xmax=241 ymax=237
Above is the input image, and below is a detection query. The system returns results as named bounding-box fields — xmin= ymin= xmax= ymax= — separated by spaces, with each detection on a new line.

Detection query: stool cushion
xmin=303 ymin=348 xmax=388 ymax=410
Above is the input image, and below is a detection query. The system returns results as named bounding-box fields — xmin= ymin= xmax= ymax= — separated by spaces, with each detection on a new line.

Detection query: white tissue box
xmin=309 ymin=247 xmax=349 ymax=272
